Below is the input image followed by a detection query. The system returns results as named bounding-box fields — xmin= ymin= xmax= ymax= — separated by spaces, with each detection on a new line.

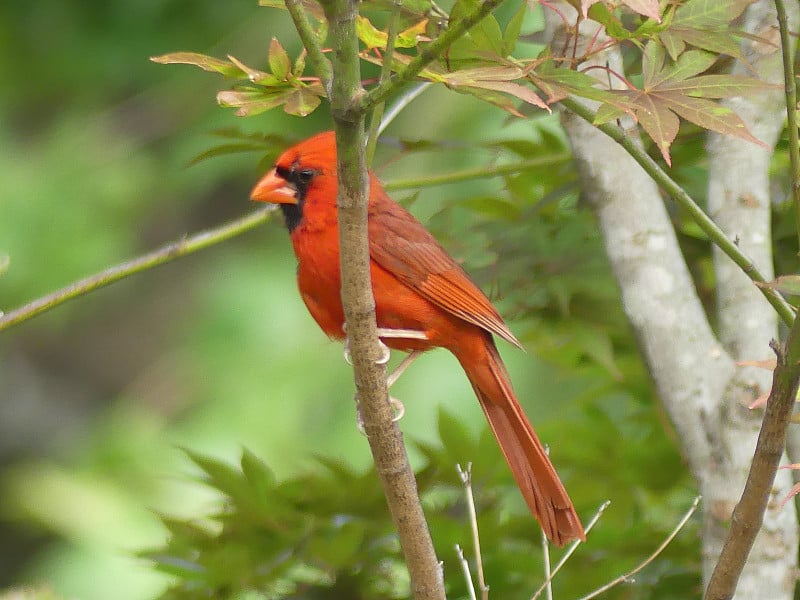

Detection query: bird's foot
xmin=343 ymin=336 xmax=390 ymax=366
xmin=342 ymin=325 xmax=426 ymax=367
xmin=354 ymin=394 xmax=405 ymax=435
xmin=389 ymin=396 xmax=405 ymax=421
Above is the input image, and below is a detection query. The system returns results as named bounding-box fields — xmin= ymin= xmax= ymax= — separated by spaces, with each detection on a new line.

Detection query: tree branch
xmin=775 ymin=0 xmax=800 ymax=246
xmin=360 ymin=0 xmax=506 ymax=112
xmin=366 ymin=0 xmax=402 ymax=165
xmin=383 ymin=154 xmax=572 ymax=191
xmin=0 ymin=207 xmax=276 ymax=333
xmin=704 ymin=329 xmax=800 ymax=598
xmin=0 ymin=152 xmax=557 ymax=335
xmin=559 ymin=95 xmax=795 ymax=327
xmin=284 ymin=0 xmax=333 ymax=96
xmin=318 ymin=0 xmax=445 ymax=597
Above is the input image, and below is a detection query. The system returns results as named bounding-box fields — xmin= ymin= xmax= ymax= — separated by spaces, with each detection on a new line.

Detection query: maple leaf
xmin=620 ymin=0 xmax=660 ymax=21
xmin=581 ymin=0 xmax=659 ymax=20
xmin=595 ymin=42 xmax=773 ymax=164
xmin=658 ymin=0 xmax=755 ymax=61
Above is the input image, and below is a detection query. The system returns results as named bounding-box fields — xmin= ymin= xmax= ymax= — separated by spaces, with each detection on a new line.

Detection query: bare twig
xmin=541 ymin=528 xmax=553 ymax=600
xmin=366 ymin=0 xmax=402 ymax=165
xmin=456 ymin=544 xmax=478 ymax=600
xmin=377 ymin=82 xmax=432 ymax=137
xmin=577 ymin=496 xmax=701 ymax=600
xmin=457 ymin=463 xmax=488 ymax=600
xmin=383 ymin=154 xmax=571 ymax=191
xmin=0 ymin=207 xmax=276 ymax=333
xmin=530 ymin=501 xmax=610 ymax=600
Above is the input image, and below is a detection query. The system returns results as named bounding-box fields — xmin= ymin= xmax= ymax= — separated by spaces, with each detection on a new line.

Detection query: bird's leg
xmin=387 ymin=351 xmax=422 ymax=388
xmin=342 ymin=325 xmax=427 ymax=429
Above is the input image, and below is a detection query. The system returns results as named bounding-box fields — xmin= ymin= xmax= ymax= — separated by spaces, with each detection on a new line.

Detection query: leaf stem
xmin=0 ymin=207 xmax=276 ymax=333
xmin=560 ymin=95 xmax=795 ymax=327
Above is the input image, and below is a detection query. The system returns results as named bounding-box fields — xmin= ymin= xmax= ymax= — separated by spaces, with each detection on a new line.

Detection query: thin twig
xmin=577 ymin=496 xmax=701 ymax=600
xmin=366 ymin=0 xmax=403 ymax=164
xmin=541 ymin=527 xmax=553 ymax=600
xmin=0 ymin=207 xmax=276 ymax=333
xmin=377 ymin=82 xmax=432 ymax=137
xmin=361 ymin=0 xmax=507 ymax=112
xmin=560 ymin=95 xmax=795 ymax=327
xmin=457 ymin=463 xmax=488 ymax=600
xmin=456 ymin=544 xmax=479 ymax=600
xmin=774 ymin=0 xmax=800 ymax=250
xmin=530 ymin=500 xmax=611 ymax=600
xmin=383 ymin=154 xmax=571 ymax=191
xmin=0 ymin=153 xmax=557 ymax=334
xmin=284 ymin=0 xmax=333 ymax=96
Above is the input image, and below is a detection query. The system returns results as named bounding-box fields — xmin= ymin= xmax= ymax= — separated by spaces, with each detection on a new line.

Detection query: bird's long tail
xmin=457 ymin=334 xmax=585 ymax=546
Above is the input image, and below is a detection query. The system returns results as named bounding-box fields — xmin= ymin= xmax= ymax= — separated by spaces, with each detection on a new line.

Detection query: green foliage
xmin=147 ymin=399 xmax=698 ymax=600
xmin=149 ymin=449 xmax=409 ymax=599
xmin=153 ymin=0 xmax=775 ymax=164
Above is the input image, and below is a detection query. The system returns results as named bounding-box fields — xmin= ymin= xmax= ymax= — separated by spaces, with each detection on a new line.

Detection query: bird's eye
xmin=295 ymin=168 xmax=315 ymax=185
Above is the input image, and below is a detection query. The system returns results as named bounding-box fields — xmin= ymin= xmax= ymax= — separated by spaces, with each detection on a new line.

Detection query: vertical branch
xmin=704 ymin=331 xmax=800 ymax=599
xmin=317 ymin=0 xmax=445 ymax=597
xmin=284 ymin=0 xmax=333 ymax=95
xmin=366 ymin=0 xmax=402 ymax=164
xmin=775 ymin=0 xmax=800 ymax=247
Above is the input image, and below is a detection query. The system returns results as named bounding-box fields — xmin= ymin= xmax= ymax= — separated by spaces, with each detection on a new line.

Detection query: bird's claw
xmin=353 ymin=394 xmax=406 ymax=434
xmin=389 ymin=396 xmax=405 ymax=421
xmin=376 ymin=339 xmax=391 ymax=365
xmin=342 ymin=322 xmax=411 ymax=367
xmin=343 ymin=339 xmax=353 ymax=366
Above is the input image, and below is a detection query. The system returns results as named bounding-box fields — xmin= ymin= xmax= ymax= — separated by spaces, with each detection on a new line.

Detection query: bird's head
xmin=250 ymin=131 xmax=338 ymax=232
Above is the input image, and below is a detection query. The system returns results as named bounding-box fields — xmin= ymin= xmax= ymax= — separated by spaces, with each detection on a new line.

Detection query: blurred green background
xmin=0 ymin=1 xmax=704 ymax=598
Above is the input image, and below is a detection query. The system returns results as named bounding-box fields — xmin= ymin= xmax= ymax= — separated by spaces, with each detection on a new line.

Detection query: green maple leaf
xmin=597 ymin=41 xmax=774 ymax=164
xmin=657 ymin=0 xmax=755 ymax=61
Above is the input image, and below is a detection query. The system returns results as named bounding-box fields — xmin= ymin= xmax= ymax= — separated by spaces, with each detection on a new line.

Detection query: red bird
xmin=251 ymin=131 xmax=585 ymax=545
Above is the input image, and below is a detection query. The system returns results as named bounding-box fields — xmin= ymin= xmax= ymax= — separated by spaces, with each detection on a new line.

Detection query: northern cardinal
xmin=251 ymin=131 xmax=585 ymax=545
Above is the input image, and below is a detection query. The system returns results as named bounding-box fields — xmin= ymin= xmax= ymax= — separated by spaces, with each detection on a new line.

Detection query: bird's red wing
xmin=368 ymin=191 xmax=522 ymax=349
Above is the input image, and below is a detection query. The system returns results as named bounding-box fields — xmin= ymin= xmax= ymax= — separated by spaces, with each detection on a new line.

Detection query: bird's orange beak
xmin=250 ymin=169 xmax=298 ymax=205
